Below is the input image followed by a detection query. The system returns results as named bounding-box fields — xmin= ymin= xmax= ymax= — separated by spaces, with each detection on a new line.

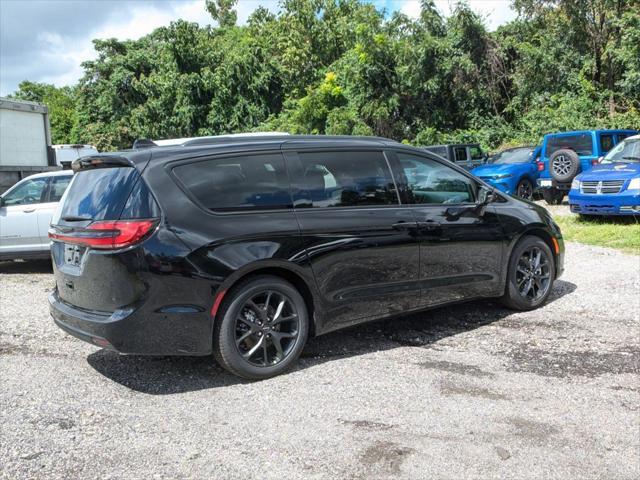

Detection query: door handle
xmin=22 ymin=208 xmax=36 ymax=213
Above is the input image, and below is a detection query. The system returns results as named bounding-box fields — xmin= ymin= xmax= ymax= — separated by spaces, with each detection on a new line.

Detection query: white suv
xmin=0 ymin=170 xmax=73 ymax=260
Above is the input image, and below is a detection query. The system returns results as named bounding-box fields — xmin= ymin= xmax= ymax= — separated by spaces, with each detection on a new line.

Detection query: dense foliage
xmin=9 ymin=0 xmax=640 ymax=151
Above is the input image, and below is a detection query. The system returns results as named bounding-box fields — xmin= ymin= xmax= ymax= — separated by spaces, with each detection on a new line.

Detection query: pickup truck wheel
xmin=516 ymin=179 xmax=534 ymax=200
xmin=542 ymin=188 xmax=565 ymax=205
xmin=549 ymin=149 xmax=580 ymax=182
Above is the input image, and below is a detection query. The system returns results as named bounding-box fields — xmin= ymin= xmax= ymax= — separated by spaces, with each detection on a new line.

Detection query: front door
xmin=389 ymin=150 xmax=506 ymax=307
xmin=285 ymin=148 xmax=420 ymax=332
xmin=0 ymin=176 xmax=49 ymax=255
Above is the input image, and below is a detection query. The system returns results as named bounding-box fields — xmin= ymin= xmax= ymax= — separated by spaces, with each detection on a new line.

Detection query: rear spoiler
xmin=132 ymin=139 xmax=158 ymax=149
xmin=71 ymin=155 xmax=133 ymax=173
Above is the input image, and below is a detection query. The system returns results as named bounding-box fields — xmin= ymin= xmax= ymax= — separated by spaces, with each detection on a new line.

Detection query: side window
xmin=600 ymin=134 xmax=614 ymax=153
xmin=297 ymin=151 xmax=398 ymax=208
xmin=397 ymin=153 xmax=476 ymax=205
xmin=469 ymin=146 xmax=483 ymax=160
xmin=48 ymin=176 xmax=72 ymax=202
xmin=173 ymin=153 xmax=292 ymax=211
xmin=453 ymin=147 xmax=467 ymax=162
xmin=1 ymin=178 xmax=47 ymax=206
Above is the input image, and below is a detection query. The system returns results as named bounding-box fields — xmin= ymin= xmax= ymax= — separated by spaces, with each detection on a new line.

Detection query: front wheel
xmin=213 ymin=275 xmax=309 ymax=380
xmin=542 ymin=188 xmax=565 ymax=205
xmin=500 ymin=236 xmax=555 ymax=311
xmin=516 ymin=178 xmax=534 ymax=201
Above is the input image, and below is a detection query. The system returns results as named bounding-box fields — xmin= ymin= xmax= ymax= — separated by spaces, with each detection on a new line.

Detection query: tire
xmin=542 ymin=188 xmax=565 ymax=205
xmin=500 ymin=236 xmax=556 ymax=311
xmin=213 ymin=275 xmax=309 ymax=380
xmin=515 ymin=178 xmax=534 ymax=200
xmin=549 ymin=149 xmax=580 ymax=182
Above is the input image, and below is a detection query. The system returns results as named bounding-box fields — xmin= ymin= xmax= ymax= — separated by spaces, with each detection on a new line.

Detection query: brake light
xmin=49 ymin=219 xmax=158 ymax=250
xmin=537 ymin=161 xmax=545 ymax=172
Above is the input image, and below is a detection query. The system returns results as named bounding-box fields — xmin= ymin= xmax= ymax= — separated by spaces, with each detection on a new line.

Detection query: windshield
xmin=602 ymin=138 xmax=640 ymax=163
xmin=489 ymin=148 xmax=533 ymax=164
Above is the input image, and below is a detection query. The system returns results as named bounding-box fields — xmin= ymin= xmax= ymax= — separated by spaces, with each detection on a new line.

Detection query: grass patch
xmin=554 ymin=214 xmax=640 ymax=254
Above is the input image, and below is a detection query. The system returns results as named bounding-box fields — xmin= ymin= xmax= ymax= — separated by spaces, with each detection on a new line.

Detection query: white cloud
xmin=400 ymin=0 xmax=517 ymax=31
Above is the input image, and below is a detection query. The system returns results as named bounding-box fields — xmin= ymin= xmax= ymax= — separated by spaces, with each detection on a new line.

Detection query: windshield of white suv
xmin=489 ymin=147 xmax=533 ymax=164
xmin=602 ymin=138 xmax=640 ymax=163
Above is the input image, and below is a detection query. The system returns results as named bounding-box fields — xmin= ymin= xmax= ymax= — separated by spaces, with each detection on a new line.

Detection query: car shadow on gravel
xmin=86 ymin=279 xmax=577 ymax=395
xmin=0 ymin=259 xmax=52 ymax=273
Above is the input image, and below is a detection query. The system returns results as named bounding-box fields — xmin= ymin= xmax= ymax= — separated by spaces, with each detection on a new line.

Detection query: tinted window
xmin=174 ymin=153 xmax=291 ymax=211
xmin=120 ymin=177 xmax=161 ymax=219
xmin=454 ymin=147 xmax=467 ymax=162
xmin=2 ymin=178 xmax=47 ymax=206
xmin=545 ymin=134 xmax=593 ymax=156
xmin=48 ymin=175 xmax=72 ymax=202
xmin=600 ymin=134 xmax=614 ymax=153
xmin=297 ymin=151 xmax=398 ymax=208
xmin=60 ymin=167 xmax=139 ymax=221
xmin=397 ymin=153 xmax=475 ymax=204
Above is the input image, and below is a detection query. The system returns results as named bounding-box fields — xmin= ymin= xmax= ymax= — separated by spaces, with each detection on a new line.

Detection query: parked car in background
xmin=48 ymin=135 xmax=564 ymax=380
xmin=568 ymin=134 xmax=640 ymax=216
xmin=422 ymin=143 xmax=487 ymax=170
xmin=471 ymin=146 xmax=541 ymax=200
xmin=53 ymin=144 xmax=98 ymax=169
xmin=536 ymin=129 xmax=637 ymax=205
xmin=0 ymin=170 xmax=73 ymax=260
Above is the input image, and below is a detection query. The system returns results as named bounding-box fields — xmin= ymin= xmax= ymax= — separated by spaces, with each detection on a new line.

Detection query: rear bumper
xmin=49 ymin=289 xmax=213 ymax=355
xmin=568 ymin=192 xmax=640 ymax=215
xmin=537 ymin=178 xmax=570 ymax=191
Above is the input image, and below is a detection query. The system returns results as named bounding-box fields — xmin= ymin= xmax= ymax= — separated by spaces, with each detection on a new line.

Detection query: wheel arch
xmin=212 ymin=264 xmax=319 ymax=337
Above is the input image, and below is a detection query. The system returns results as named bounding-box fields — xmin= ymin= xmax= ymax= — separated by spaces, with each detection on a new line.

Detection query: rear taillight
xmin=49 ymin=219 xmax=158 ymax=250
xmin=536 ymin=161 xmax=544 ymax=172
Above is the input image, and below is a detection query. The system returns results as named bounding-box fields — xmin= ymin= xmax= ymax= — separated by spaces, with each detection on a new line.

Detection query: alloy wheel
xmin=515 ymin=247 xmax=551 ymax=301
xmin=552 ymin=155 xmax=572 ymax=176
xmin=517 ymin=180 xmax=533 ymax=200
xmin=234 ymin=290 xmax=300 ymax=367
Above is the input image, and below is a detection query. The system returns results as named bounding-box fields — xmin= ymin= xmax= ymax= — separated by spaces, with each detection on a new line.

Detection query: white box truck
xmin=0 ymin=97 xmax=59 ymax=193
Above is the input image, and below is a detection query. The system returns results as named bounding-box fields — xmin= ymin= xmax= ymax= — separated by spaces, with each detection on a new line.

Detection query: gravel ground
xmin=1 ymin=242 xmax=639 ymax=480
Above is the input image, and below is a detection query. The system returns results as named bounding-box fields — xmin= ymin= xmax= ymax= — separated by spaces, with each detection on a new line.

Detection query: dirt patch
xmin=339 ymin=419 xmax=396 ymax=431
xmin=359 ymin=441 xmax=415 ymax=477
xmin=505 ymin=416 xmax=559 ymax=444
xmin=439 ymin=379 xmax=508 ymax=401
xmin=507 ymin=344 xmax=640 ymax=378
xmin=418 ymin=359 xmax=494 ymax=378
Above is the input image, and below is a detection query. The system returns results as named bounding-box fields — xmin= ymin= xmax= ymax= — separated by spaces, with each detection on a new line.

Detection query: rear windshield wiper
xmin=61 ymin=215 xmax=93 ymax=222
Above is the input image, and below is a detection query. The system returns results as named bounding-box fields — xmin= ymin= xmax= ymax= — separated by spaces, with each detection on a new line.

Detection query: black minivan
xmin=49 ymin=135 xmax=564 ymax=379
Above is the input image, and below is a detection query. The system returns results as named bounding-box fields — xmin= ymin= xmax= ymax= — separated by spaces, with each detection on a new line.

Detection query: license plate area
xmin=539 ymin=179 xmax=552 ymax=187
xmin=64 ymin=243 xmax=85 ymax=267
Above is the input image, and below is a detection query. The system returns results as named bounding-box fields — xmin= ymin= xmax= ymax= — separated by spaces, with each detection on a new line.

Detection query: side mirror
xmin=445 ymin=187 xmax=495 ymax=219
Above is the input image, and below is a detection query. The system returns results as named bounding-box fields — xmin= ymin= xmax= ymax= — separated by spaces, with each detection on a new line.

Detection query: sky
xmin=0 ymin=0 xmax=517 ymax=96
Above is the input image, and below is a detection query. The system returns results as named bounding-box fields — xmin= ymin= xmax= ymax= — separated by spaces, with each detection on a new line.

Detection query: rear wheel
xmin=500 ymin=236 xmax=555 ymax=311
xmin=542 ymin=188 xmax=565 ymax=205
xmin=213 ymin=275 xmax=309 ymax=380
xmin=516 ymin=178 xmax=534 ymax=200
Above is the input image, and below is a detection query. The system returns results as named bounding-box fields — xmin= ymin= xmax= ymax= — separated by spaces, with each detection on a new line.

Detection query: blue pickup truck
xmin=536 ymin=129 xmax=637 ymax=204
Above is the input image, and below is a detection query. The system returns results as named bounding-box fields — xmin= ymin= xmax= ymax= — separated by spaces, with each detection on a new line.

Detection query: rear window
xmin=545 ymin=134 xmax=593 ymax=157
xmin=173 ymin=153 xmax=292 ymax=212
xmin=59 ymin=167 xmax=158 ymax=222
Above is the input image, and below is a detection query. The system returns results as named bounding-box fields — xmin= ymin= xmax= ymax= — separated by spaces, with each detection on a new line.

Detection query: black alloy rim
xmin=234 ymin=290 xmax=300 ymax=367
xmin=515 ymin=247 xmax=551 ymax=301
xmin=517 ymin=181 xmax=533 ymax=200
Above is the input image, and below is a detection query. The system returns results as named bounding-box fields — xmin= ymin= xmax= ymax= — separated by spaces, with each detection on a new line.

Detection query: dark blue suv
xmin=536 ymin=129 xmax=637 ymax=204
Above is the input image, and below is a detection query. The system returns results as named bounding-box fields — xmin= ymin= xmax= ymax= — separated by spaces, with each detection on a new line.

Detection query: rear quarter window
xmin=173 ymin=153 xmax=292 ymax=212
